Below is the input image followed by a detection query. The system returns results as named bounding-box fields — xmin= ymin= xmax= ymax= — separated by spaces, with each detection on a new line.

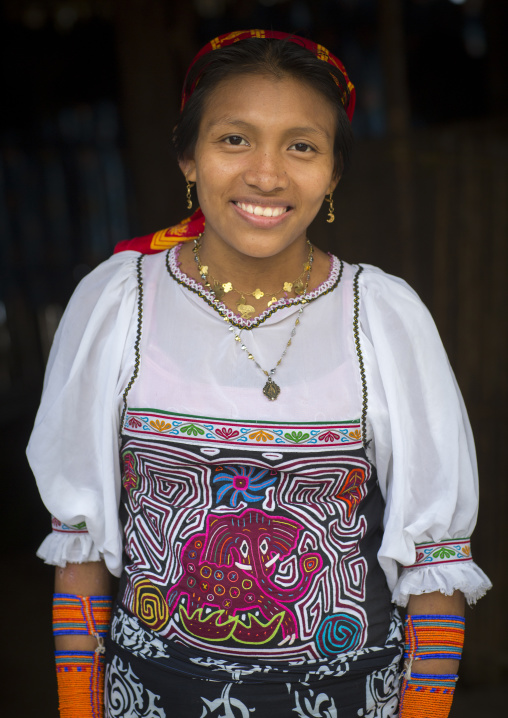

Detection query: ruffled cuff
xmin=392 ymin=561 xmax=492 ymax=607
xmin=37 ymin=531 xmax=102 ymax=567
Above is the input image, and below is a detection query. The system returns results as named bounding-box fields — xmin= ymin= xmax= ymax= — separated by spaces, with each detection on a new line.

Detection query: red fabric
xmin=114 ymin=209 xmax=205 ymax=255
xmin=181 ymin=29 xmax=355 ymax=121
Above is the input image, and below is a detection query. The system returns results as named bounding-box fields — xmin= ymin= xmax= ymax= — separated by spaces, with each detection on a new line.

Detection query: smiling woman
xmin=178 ymin=74 xmax=337 ymax=284
xmin=27 ymin=29 xmax=490 ymax=718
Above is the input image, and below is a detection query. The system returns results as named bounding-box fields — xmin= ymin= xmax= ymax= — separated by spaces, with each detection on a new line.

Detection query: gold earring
xmin=186 ymin=179 xmax=195 ymax=210
xmin=325 ymin=193 xmax=335 ymax=223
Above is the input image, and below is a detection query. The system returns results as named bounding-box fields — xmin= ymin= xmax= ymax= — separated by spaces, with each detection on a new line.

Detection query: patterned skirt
xmin=104 ymin=606 xmax=404 ymax=718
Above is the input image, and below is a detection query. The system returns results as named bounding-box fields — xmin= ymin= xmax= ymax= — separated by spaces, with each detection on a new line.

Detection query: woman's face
xmin=180 ymin=73 xmax=339 ymax=261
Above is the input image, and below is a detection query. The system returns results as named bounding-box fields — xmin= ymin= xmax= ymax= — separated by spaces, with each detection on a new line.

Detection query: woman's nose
xmin=243 ymin=150 xmax=289 ymax=192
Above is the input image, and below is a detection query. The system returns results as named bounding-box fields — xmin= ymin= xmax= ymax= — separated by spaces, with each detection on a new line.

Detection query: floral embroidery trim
xmin=167 ymin=244 xmax=344 ymax=329
xmin=124 ymin=408 xmax=363 ymax=448
xmin=51 ymin=516 xmax=88 ymax=534
xmin=405 ymin=539 xmax=472 ymax=568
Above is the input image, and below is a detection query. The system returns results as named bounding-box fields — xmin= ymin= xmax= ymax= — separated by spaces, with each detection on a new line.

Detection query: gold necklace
xmin=193 ymin=236 xmax=314 ymax=401
xmin=193 ymin=238 xmax=313 ymax=319
xmin=228 ymin=303 xmax=307 ymax=400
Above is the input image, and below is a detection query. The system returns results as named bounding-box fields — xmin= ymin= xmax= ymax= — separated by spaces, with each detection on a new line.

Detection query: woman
xmin=28 ymin=30 xmax=491 ymax=718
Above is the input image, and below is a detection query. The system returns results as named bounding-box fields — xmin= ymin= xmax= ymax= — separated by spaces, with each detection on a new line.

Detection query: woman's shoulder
xmin=331 ymin=259 xmax=422 ymax=306
xmin=56 ymin=251 xmax=142 ymax=339
xmin=68 ymin=249 xmax=144 ymax=311
xmin=76 ymin=251 xmax=142 ymax=291
xmin=357 ymin=262 xmax=417 ymax=294
xmin=353 ymin=262 xmax=429 ymax=315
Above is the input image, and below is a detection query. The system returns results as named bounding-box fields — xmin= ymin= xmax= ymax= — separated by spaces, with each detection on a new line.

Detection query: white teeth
xmin=236 ymin=202 xmax=287 ymax=218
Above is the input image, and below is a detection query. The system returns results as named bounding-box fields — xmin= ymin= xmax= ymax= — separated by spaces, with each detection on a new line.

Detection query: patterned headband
xmin=181 ymin=29 xmax=356 ymax=121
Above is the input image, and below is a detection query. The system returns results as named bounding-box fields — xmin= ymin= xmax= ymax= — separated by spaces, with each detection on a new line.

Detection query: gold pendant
xmin=283 ymin=282 xmax=293 ymax=292
xmin=293 ymin=279 xmax=304 ymax=295
xmin=263 ymin=377 xmax=281 ymax=401
xmin=237 ymin=298 xmax=255 ymax=318
xmin=222 ymin=282 xmax=233 ymax=293
xmin=252 ymin=288 xmax=264 ymax=300
xmin=267 ymin=296 xmax=278 ymax=307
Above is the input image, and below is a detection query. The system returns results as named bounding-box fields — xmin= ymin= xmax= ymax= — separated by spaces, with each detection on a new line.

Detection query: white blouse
xmin=27 ymin=247 xmax=491 ymax=607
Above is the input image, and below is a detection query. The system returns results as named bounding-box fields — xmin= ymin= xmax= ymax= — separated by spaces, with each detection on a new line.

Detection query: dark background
xmin=1 ymin=0 xmax=506 ymax=715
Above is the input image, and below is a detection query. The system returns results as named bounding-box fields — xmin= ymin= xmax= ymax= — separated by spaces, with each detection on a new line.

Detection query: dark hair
xmin=173 ymin=38 xmax=353 ymax=176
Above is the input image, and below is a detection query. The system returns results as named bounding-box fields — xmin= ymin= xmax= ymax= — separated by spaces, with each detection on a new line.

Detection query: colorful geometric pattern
xmin=55 ymin=650 xmax=105 ymax=718
xmin=113 ymin=209 xmax=204 ymax=255
xmin=181 ymin=30 xmax=356 ymax=120
xmin=118 ymin=407 xmax=393 ymax=664
xmin=123 ymin=409 xmax=363 ymax=450
xmin=407 ymin=539 xmax=472 ymax=568
xmin=398 ymin=672 xmax=457 ymax=717
xmin=53 ymin=594 xmax=112 ymax=638
xmin=404 ymin=614 xmax=465 ymax=662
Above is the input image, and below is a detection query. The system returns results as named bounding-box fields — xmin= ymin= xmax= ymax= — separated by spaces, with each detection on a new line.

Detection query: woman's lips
xmin=232 ymin=200 xmax=292 ymax=226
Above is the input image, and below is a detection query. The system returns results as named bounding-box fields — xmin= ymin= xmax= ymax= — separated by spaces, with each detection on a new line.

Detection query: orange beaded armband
xmin=53 ymin=593 xmax=112 ymax=646
xmin=399 ymin=672 xmax=458 ymax=718
xmin=398 ymin=614 xmax=464 ymax=718
xmin=53 ymin=594 xmax=112 ymax=718
xmin=404 ymin=614 xmax=465 ymax=664
xmin=55 ymin=651 xmax=105 ymax=718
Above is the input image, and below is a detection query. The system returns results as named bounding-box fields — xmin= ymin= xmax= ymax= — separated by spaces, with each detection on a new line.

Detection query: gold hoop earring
xmin=325 ymin=193 xmax=335 ymax=223
xmin=186 ymin=179 xmax=195 ymax=210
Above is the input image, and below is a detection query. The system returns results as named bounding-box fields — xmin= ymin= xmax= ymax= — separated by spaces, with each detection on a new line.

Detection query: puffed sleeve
xmin=358 ymin=264 xmax=492 ymax=606
xmin=26 ymin=251 xmax=140 ymax=577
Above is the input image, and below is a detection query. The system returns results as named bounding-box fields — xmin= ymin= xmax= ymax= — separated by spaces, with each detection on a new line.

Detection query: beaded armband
xmin=55 ymin=651 xmax=105 ymax=718
xmin=53 ymin=594 xmax=112 ymax=718
xmin=399 ymin=672 xmax=458 ymax=718
xmin=53 ymin=593 xmax=112 ymax=650
xmin=404 ymin=614 xmax=465 ymax=669
xmin=399 ymin=614 xmax=464 ymax=718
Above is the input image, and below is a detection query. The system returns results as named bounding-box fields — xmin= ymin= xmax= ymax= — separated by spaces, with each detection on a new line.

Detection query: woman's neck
xmin=178 ymin=234 xmax=332 ymax=320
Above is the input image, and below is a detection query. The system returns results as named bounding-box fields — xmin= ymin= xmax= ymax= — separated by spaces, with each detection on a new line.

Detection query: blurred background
xmin=1 ymin=0 xmax=506 ymax=714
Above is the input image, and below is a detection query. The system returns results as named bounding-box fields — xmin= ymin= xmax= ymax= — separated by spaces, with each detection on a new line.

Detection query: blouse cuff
xmin=392 ymin=560 xmax=492 ymax=608
xmin=36 ymin=531 xmax=102 ymax=567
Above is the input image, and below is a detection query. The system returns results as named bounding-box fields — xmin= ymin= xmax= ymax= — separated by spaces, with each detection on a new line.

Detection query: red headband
xmin=181 ymin=29 xmax=355 ymax=121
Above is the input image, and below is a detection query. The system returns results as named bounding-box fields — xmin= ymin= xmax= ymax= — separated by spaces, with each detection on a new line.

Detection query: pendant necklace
xmin=192 ymin=237 xmax=314 ymax=400
xmin=227 ymin=304 xmax=307 ymax=400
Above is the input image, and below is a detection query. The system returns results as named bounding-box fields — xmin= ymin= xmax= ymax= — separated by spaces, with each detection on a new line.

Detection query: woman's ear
xmin=179 ymin=157 xmax=196 ymax=183
xmin=328 ymin=173 xmax=341 ymax=195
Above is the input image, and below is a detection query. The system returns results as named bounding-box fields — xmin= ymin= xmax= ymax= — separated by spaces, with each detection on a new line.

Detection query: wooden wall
xmin=309 ymin=122 xmax=508 ymax=683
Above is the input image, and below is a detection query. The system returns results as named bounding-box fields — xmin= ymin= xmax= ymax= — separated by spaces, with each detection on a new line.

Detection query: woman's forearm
xmin=53 ymin=560 xmax=113 ymax=718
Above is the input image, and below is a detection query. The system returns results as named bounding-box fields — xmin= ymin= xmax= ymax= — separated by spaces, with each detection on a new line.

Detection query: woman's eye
xmin=224 ymin=135 xmax=248 ymax=146
xmin=290 ymin=142 xmax=313 ymax=153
